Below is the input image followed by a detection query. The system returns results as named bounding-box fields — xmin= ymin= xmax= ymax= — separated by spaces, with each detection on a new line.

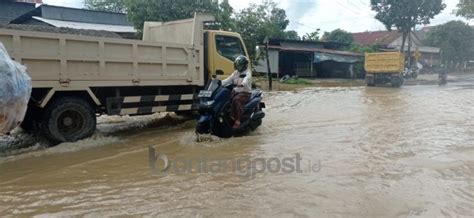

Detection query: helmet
xmin=234 ymin=55 xmax=249 ymax=72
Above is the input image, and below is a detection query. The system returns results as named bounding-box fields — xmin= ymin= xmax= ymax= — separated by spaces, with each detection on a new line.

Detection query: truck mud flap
xmin=107 ymin=94 xmax=199 ymax=116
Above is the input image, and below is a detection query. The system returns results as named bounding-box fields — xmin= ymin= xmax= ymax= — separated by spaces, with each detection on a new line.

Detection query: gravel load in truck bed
xmin=0 ymin=24 xmax=123 ymax=38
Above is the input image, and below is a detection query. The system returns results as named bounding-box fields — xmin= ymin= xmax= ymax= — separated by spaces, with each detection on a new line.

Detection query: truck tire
xmin=42 ymin=97 xmax=96 ymax=145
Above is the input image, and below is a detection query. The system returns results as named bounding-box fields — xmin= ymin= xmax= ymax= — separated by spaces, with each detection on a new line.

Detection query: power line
xmin=333 ymin=0 xmax=362 ymax=15
xmin=340 ymin=0 xmax=376 ymax=17
xmin=358 ymin=0 xmax=369 ymax=6
xmin=345 ymin=0 xmax=364 ymax=11
xmin=293 ymin=16 xmax=376 ymax=31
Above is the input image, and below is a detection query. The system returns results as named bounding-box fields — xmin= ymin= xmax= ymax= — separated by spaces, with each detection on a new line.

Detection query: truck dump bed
xmin=365 ymin=52 xmax=404 ymax=74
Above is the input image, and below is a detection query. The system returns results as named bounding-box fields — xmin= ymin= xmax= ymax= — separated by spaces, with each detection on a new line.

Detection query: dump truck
xmin=365 ymin=52 xmax=405 ymax=88
xmin=0 ymin=14 xmax=249 ymax=144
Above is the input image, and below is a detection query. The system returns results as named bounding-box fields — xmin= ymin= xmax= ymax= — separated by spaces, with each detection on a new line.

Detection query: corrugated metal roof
xmin=267 ymin=38 xmax=348 ymax=50
xmin=0 ymin=1 xmax=35 ymax=24
xmin=352 ymin=31 xmax=402 ymax=46
xmin=11 ymin=4 xmax=133 ymax=27
xmin=268 ymin=45 xmax=363 ymax=57
xmin=39 ymin=5 xmax=132 ymax=26
xmin=32 ymin=16 xmax=136 ymax=33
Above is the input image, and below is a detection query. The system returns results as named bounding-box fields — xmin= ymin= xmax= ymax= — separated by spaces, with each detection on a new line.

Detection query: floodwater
xmin=0 ymin=75 xmax=473 ymax=217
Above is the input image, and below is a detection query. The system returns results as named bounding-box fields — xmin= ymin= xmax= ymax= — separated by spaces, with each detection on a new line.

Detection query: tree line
xmin=84 ymin=0 xmax=473 ymax=67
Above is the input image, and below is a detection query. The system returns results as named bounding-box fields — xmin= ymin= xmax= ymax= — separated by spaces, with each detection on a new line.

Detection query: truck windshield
xmin=215 ymin=35 xmax=245 ymax=61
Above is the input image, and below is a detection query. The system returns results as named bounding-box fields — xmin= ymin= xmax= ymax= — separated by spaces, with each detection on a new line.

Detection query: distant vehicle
xmin=195 ymin=78 xmax=265 ymax=138
xmin=403 ymin=66 xmax=420 ymax=79
xmin=438 ymin=69 xmax=448 ymax=86
xmin=0 ymin=14 xmax=249 ymax=144
xmin=365 ymin=52 xmax=405 ymax=88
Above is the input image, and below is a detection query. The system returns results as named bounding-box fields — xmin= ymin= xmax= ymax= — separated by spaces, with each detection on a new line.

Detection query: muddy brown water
xmin=0 ymin=75 xmax=473 ymax=217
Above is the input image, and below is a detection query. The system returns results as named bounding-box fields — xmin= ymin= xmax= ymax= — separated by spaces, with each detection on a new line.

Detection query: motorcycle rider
xmin=438 ymin=64 xmax=448 ymax=85
xmin=222 ymin=55 xmax=252 ymax=129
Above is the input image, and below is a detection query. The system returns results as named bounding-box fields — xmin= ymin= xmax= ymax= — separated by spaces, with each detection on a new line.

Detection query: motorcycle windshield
xmin=207 ymin=80 xmax=221 ymax=92
xmin=199 ymin=79 xmax=222 ymax=98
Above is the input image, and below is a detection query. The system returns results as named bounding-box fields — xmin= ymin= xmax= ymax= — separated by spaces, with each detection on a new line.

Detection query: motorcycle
xmin=403 ymin=67 xmax=419 ymax=79
xmin=195 ymin=77 xmax=265 ymax=138
xmin=438 ymin=72 xmax=448 ymax=86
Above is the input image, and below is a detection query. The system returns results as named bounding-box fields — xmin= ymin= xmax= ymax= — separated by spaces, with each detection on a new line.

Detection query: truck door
xmin=210 ymin=33 xmax=249 ymax=78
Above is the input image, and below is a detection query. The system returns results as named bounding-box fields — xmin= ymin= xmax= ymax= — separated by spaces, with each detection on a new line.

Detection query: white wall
xmin=254 ymin=49 xmax=279 ymax=74
xmin=388 ymin=32 xmax=421 ymax=51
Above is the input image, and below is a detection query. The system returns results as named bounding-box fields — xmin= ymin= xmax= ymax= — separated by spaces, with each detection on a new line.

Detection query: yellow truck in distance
xmin=0 ymin=14 xmax=249 ymax=144
xmin=365 ymin=52 xmax=405 ymax=88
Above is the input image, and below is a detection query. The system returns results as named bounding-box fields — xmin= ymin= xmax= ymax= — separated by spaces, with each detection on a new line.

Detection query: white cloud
xmin=42 ymin=0 xmax=469 ymax=35
xmin=228 ymin=0 xmax=469 ymax=35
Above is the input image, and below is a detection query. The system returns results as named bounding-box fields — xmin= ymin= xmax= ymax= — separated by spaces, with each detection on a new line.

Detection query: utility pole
xmin=264 ymin=37 xmax=272 ymax=91
xmin=407 ymin=30 xmax=412 ymax=68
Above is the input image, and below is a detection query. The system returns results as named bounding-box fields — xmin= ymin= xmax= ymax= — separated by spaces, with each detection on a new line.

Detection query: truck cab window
xmin=215 ymin=35 xmax=245 ymax=61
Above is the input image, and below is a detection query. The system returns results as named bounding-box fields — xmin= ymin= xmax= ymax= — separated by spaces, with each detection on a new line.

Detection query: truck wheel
xmin=42 ymin=98 xmax=96 ymax=145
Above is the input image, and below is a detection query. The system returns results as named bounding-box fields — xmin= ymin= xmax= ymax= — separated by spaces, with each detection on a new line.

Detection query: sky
xmin=43 ymin=0 xmax=470 ymax=35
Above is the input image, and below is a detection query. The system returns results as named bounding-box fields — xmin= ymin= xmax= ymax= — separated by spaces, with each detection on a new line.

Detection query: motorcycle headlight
xmin=198 ymin=90 xmax=213 ymax=98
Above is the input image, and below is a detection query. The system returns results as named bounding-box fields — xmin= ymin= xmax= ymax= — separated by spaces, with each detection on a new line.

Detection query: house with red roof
xmin=352 ymin=31 xmax=441 ymax=67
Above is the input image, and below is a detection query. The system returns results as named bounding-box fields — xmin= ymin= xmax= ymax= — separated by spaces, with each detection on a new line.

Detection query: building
xmin=0 ymin=1 xmax=36 ymax=24
xmin=352 ymin=31 xmax=441 ymax=67
xmin=415 ymin=26 xmax=435 ymax=42
xmin=10 ymin=4 xmax=136 ymax=38
xmin=255 ymin=39 xmax=363 ymax=79
xmin=15 ymin=0 xmax=43 ymax=3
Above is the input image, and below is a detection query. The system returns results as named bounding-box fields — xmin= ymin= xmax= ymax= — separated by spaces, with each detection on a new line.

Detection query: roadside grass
xmin=253 ymin=76 xmax=315 ymax=91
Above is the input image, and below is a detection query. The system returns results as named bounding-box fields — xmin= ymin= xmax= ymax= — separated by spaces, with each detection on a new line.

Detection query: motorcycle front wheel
xmin=211 ymin=103 xmax=234 ymax=138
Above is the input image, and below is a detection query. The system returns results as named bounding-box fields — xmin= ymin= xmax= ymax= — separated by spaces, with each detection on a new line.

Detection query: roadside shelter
xmin=255 ymin=39 xmax=363 ymax=79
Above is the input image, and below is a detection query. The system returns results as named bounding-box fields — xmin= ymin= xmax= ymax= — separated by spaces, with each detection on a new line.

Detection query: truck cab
xmin=205 ymin=30 xmax=249 ymax=79
xmin=143 ymin=15 xmax=249 ymax=82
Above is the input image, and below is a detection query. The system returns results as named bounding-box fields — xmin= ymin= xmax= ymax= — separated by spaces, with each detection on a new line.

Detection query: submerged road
xmin=0 ymin=74 xmax=473 ymax=217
